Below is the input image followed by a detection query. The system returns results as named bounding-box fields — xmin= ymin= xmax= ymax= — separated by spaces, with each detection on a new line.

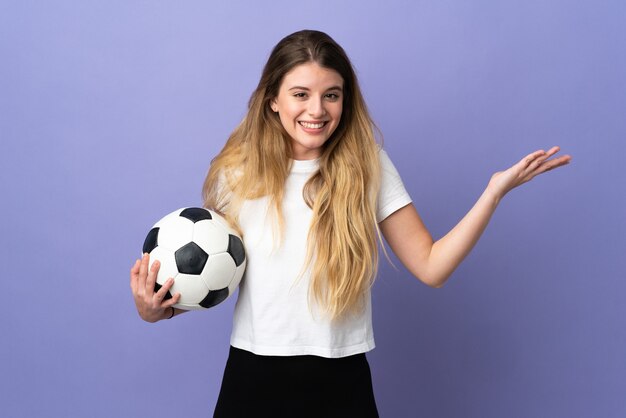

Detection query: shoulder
xmin=375 ymin=147 xmax=412 ymax=222
xmin=377 ymin=147 xmax=403 ymax=177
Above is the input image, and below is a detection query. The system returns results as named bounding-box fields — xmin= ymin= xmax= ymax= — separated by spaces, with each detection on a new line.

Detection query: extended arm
xmin=380 ymin=147 xmax=571 ymax=288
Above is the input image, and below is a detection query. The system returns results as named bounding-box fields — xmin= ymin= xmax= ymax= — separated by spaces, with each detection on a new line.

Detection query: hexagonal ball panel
xmin=148 ymin=246 xmax=178 ymax=298
xmin=201 ymin=252 xmax=236 ymax=290
xmin=172 ymin=273 xmax=211 ymax=308
xmin=206 ymin=209 xmax=233 ymax=232
xmin=193 ymin=220 xmax=229 ymax=255
xmin=175 ymin=242 xmax=208 ymax=275
xmin=155 ymin=215 xmax=195 ymax=252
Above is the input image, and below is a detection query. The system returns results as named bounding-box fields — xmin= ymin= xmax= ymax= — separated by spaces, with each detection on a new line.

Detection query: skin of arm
xmin=380 ymin=146 xmax=571 ymax=288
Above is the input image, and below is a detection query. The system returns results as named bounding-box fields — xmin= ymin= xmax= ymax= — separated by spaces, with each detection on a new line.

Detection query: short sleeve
xmin=376 ymin=149 xmax=412 ymax=223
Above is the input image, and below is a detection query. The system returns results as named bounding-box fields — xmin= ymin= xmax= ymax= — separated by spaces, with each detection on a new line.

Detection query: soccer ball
xmin=142 ymin=207 xmax=246 ymax=310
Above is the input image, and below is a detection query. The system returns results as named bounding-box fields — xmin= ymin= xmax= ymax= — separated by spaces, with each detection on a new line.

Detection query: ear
xmin=270 ymin=99 xmax=278 ymax=113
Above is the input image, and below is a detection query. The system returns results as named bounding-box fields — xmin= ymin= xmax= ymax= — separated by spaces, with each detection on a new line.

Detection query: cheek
xmin=329 ymin=106 xmax=345 ymax=136
xmin=277 ymin=113 xmax=300 ymax=138
xmin=332 ymin=105 xmax=344 ymax=127
xmin=277 ymin=102 xmax=299 ymax=121
xmin=277 ymin=112 xmax=293 ymax=130
xmin=333 ymin=102 xmax=343 ymax=121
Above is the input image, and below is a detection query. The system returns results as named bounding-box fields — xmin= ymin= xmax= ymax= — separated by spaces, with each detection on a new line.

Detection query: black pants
xmin=214 ymin=346 xmax=379 ymax=417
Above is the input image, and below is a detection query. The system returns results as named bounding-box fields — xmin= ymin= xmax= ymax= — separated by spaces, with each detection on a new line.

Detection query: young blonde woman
xmin=130 ymin=30 xmax=571 ymax=417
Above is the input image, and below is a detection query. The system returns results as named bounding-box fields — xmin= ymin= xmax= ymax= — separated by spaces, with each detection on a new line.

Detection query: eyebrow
xmin=288 ymin=85 xmax=343 ymax=92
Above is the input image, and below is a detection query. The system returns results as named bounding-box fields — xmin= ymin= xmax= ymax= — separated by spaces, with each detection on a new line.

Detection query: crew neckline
xmin=290 ymin=158 xmax=320 ymax=173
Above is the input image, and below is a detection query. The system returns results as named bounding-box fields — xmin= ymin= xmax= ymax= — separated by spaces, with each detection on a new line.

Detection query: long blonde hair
xmin=203 ymin=30 xmax=382 ymax=319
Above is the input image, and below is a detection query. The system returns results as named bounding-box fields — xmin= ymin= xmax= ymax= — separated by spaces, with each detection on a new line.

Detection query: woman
xmin=130 ymin=30 xmax=571 ymax=417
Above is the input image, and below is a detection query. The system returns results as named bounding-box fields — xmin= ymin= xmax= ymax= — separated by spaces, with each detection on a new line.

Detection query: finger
xmin=544 ymin=146 xmax=561 ymax=158
xmin=527 ymin=145 xmax=567 ymax=174
xmin=145 ymin=258 xmax=160 ymax=295
xmin=521 ymin=149 xmax=546 ymax=168
xmin=130 ymin=259 xmax=141 ymax=291
xmin=530 ymin=146 xmax=559 ymax=168
xmin=516 ymin=151 xmax=547 ymax=181
xmin=164 ymin=291 xmax=182 ymax=308
xmin=138 ymin=253 xmax=149 ymax=288
xmin=534 ymin=146 xmax=559 ymax=163
xmin=538 ymin=154 xmax=572 ymax=173
xmin=154 ymin=277 xmax=174 ymax=302
xmin=522 ymin=154 xmax=571 ymax=184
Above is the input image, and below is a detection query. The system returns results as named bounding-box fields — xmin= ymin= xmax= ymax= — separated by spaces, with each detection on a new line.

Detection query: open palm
xmin=488 ymin=146 xmax=572 ymax=199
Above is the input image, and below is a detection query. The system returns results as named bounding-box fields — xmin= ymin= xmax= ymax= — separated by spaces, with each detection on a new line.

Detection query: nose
xmin=307 ymin=97 xmax=326 ymax=118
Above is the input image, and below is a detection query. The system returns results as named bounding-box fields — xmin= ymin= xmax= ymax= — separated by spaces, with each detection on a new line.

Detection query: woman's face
xmin=271 ymin=62 xmax=344 ymax=160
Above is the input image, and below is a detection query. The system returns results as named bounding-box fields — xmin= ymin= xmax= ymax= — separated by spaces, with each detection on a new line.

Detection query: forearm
xmin=382 ymin=147 xmax=570 ymax=289
xmin=424 ymin=186 xmax=501 ymax=287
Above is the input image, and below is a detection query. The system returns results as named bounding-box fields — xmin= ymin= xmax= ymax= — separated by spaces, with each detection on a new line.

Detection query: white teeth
xmin=299 ymin=121 xmax=325 ymax=129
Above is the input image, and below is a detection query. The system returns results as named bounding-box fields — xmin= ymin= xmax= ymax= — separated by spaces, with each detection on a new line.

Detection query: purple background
xmin=2 ymin=1 xmax=625 ymax=417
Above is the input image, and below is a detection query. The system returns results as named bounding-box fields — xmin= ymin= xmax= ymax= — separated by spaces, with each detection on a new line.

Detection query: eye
xmin=293 ymin=92 xmax=307 ymax=99
xmin=325 ymin=93 xmax=341 ymax=101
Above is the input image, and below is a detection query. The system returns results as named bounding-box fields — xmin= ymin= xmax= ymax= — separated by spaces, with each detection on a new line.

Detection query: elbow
xmin=406 ymin=260 xmax=450 ymax=288
xmin=427 ymin=278 xmax=446 ymax=289
xmin=415 ymin=266 xmax=451 ymax=288
xmin=429 ymin=280 xmax=446 ymax=289
xmin=415 ymin=273 xmax=447 ymax=289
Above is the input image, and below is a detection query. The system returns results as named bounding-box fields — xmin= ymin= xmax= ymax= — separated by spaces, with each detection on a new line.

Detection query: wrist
xmin=153 ymin=307 xmax=175 ymax=322
xmin=486 ymin=172 xmax=512 ymax=204
xmin=482 ymin=184 xmax=503 ymax=207
xmin=166 ymin=307 xmax=175 ymax=319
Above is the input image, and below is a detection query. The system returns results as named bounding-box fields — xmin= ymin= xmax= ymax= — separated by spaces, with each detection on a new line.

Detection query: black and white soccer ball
xmin=142 ymin=207 xmax=246 ymax=310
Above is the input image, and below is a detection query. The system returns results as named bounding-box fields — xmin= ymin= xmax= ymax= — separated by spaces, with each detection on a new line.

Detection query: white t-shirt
xmin=230 ymin=149 xmax=412 ymax=358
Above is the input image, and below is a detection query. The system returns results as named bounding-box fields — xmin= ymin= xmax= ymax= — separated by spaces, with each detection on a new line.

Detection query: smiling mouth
xmin=298 ymin=121 xmax=327 ymax=129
